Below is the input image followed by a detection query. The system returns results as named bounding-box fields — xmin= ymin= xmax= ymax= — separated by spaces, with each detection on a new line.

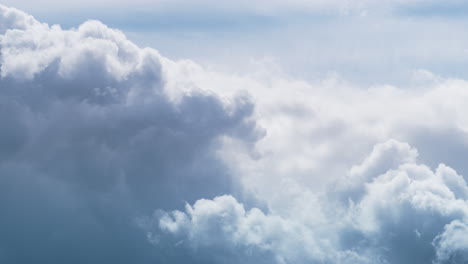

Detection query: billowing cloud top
xmin=0 ymin=5 xmax=260 ymax=263
xmin=1 ymin=4 xmax=468 ymax=264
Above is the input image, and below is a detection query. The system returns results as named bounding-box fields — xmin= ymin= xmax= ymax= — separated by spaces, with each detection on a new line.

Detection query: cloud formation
xmin=2 ymin=3 xmax=468 ymax=264
xmin=0 ymin=5 xmax=259 ymax=263
xmin=151 ymin=140 xmax=468 ymax=264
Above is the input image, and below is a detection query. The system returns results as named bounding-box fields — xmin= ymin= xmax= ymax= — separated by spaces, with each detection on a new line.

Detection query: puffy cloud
xmin=433 ymin=220 xmax=468 ymax=263
xmin=4 ymin=3 xmax=468 ymax=264
xmin=181 ymin=68 xmax=468 ymax=204
xmin=0 ymin=5 xmax=39 ymax=33
xmin=0 ymin=4 xmax=260 ymax=263
xmin=349 ymin=140 xmax=418 ymax=181
xmin=130 ymin=29 xmax=468 ymax=263
xmin=153 ymin=195 xmax=369 ymax=264
xmin=149 ymin=140 xmax=468 ymax=263
xmin=347 ymin=162 xmax=468 ymax=264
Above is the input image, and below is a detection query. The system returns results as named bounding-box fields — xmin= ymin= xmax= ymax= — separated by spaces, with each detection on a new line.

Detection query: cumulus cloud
xmin=0 ymin=4 xmax=260 ymax=263
xmin=153 ymin=195 xmax=366 ymax=264
xmin=3 ymin=3 xmax=468 ymax=264
xmin=148 ymin=140 xmax=468 ymax=264
xmin=433 ymin=220 xmax=468 ymax=263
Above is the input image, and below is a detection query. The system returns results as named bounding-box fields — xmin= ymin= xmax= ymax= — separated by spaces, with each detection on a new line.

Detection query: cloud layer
xmin=2 ymin=4 xmax=468 ymax=264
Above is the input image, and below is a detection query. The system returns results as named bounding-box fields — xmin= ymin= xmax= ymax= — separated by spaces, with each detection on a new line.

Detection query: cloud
xmin=149 ymin=139 xmax=468 ymax=264
xmin=349 ymin=139 xmax=418 ymax=183
xmin=152 ymin=195 xmax=368 ymax=264
xmin=136 ymin=46 xmax=468 ymax=264
xmin=0 ymin=5 xmax=38 ymax=33
xmin=3 ymin=3 xmax=468 ymax=264
xmin=433 ymin=220 xmax=468 ymax=263
xmin=0 ymin=4 xmax=260 ymax=263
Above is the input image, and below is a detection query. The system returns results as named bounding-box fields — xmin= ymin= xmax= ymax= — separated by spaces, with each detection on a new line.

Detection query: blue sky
xmin=6 ymin=0 xmax=468 ymax=85
xmin=2 ymin=1 xmax=468 ymax=264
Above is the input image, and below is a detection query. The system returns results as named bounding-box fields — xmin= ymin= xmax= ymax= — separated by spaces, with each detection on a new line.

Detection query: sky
xmin=1 ymin=1 xmax=468 ymax=263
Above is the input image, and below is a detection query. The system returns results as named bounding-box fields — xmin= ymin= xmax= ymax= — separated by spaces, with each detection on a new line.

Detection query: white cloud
xmin=143 ymin=39 xmax=468 ymax=263
xmin=137 ymin=49 xmax=468 ymax=261
xmin=0 ymin=5 xmax=39 ymax=33
xmin=155 ymin=195 xmax=370 ymax=264
xmin=3 ymin=3 xmax=468 ymax=264
xmin=433 ymin=220 xmax=468 ymax=263
xmin=150 ymin=140 xmax=468 ymax=263
xmin=136 ymin=53 xmax=468 ymax=263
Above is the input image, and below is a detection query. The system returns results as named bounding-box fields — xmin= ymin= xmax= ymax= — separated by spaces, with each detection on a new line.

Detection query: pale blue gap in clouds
xmin=18 ymin=1 xmax=468 ymax=86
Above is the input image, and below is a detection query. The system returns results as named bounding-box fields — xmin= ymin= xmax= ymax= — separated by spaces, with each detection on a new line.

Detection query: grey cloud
xmin=4 ymin=3 xmax=468 ymax=264
xmin=0 ymin=4 xmax=261 ymax=263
